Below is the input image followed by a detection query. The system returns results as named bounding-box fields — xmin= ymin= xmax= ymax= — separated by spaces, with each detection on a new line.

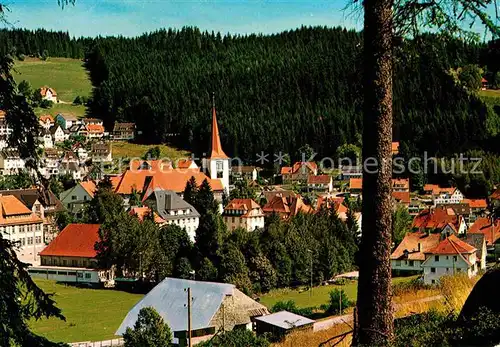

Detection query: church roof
xmin=209 ymin=106 xmax=228 ymax=160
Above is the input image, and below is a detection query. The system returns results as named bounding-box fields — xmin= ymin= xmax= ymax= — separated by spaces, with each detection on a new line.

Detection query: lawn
xmin=479 ymin=89 xmax=500 ymax=98
xmin=112 ymin=142 xmax=190 ymax=161
xmin=259 ymin=276 xmax=419 ymax=309
xmin=29 ymin=279 xmax=143 ymax=343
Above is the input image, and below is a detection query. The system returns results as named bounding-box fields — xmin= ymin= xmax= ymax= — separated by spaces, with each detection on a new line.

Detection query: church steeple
xmin=209 ymin=93 xmax=228 ymax=159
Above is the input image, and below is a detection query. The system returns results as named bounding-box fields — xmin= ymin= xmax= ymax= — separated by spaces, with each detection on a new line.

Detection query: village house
xmin=0 ymin=110 xmax=12 ymax=150
xmin=50 ymin=124 xmax=67 ymax=143
xmin=55 ymin=113 xmax=79 ymax=130
xmin=339 ymin=165 xmax=362 ymax=180
xmin=423 ymin=184 xmax=464 ymax=205
xmin=392 ymin=178 xmax=410 ymax=192
xmin=0 ymin=149 xmax=25 ymax=175
xmin=481 ymin=77 xmax=489 ymax=90
xmin=262 ymin=194 xmax=313 ymax=219
xmin=231 ymin=165 xmax=260 ymax=182
xmin=40 ymin=87 xmax=58 ymax=103
xmin=421 ymin=234 xmax=479 ymax=285
xmin=142 ymin=189 xmax=200 ymax=242
xmin=255 ymin=311 xmax=314 ymax=340
xmin=39 ymin=224 xmax=101 ymax=269
xmin=60 ymin=181 xmax=97 ymax=217
xmin=91 ymin=142 xmax=112 ymax=163
xmin=0 ymin=194 xmax=44 ymax=257
xmin=176 ymin=159 xmax=199 ymax=170
xmin=39 ymin=115 xmax=54 ymax=130
xmin=113 ymin=122 xmax=136 ymax=140
xmin=463 ymin=199 xmax=488 ymax=223
xmin=39 ymin=128 xmax=53 ymax=149
xmin=0 ymin=188 xmax=64 ymax=243
xmin=307 ymin=175 xmax=333 ymax=193
xmin=468 ymin=217 xmax=500 ymax=256
xmin=408 ymin=198 xmax=427 ymax=216
xmin=222 ymin=198 xmax=265 ymax=231
xmin=437 ymin=203 xmax=472 ymax=225
xmin=281 ymin=162 xmax=318 ymax=184
xmin=349 ymin=178 xmax=363 ymax=194
xmin=86 ymin=124 xmax=106 ymax=139
xmin=116 ymin=277 xmax=269 ymax=345
xmin=392 ymin=191 xmax=411 ymax=209
xmin=391 ymin=231 xmax=442 ymax=273
xmin=412 ymin=206 xmax=467 ymax=235
xmin=68 ymin=123 xmax=88 ymax=138
xmin=466 ymin=233 xmax=487 ymax=271
xmin=83 ymin=118 xmax=104 ymax=126
xmin=40 ymin=148 xmax=61 ymax=178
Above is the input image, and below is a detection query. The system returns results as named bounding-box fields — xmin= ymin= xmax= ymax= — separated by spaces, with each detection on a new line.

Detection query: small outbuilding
xmin=254 ymin=310 xmax=314 ymax=340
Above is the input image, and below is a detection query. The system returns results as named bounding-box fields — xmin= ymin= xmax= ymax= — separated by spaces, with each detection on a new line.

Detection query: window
xmin=72 ymin=259 xmax=77 ymax=266
xmin=431 ymin=279 xmax=436 ymax=284
xmin=409 ymin=260 xmax=414 ymax=267
xmin=71 ymin=195 xmax=77 ymax=200
xmin=77 ymin=273 xmax=83 ymax=278
xmin=457 ymin=268 xmax=461 ymax=273
xmin=431 ymin=267 xmax=436 ymax=273
xmin=453 ymin=256 xmax=458 ymax=262
xmin=434 ymin=255 xmax=439 ymax=262
xmin=27 ymin=237 xmax=33 ymax=245
xmin=85 ymin=273 xmax=91 ymax=279
xmin=232 ymin=217 xmax=235 ymax=223
xmin=84 ymin=195 xmax=88 ymax=201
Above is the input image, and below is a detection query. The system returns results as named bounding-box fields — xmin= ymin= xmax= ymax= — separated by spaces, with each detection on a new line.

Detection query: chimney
xmin=418 ymin=243 xmax=421 ymax=252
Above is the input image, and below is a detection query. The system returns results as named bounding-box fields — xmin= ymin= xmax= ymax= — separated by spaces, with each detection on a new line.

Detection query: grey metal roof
xmin=116 ymin=277 xmax=234 ymax=339
xmin=151 ymin=189 xmax=200 ymax=221
xmin=254 ymin=311 xmax=315 ymax=330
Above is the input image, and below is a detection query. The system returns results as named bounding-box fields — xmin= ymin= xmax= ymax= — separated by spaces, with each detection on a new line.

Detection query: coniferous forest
xmin=2 ymin=27 xmax=500 ymax=163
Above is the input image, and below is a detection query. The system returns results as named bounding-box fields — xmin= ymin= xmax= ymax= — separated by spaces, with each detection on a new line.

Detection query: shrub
xmin=17 ymin=53 xmax=25 ymax=61
xmin=392 ymin=277 xmax=429 ymax=296
xmin=123 ymin=307 xmax=172 ymax=347
xmin=270 ymin=300 xmax=315 ymax=318
xmin=327 ymin=289 xmax=351 ymax=315
xmin=197 ymin=329 xmax=269 ymax=347
xmin=40 ymin=99 xmax=53 ymax=109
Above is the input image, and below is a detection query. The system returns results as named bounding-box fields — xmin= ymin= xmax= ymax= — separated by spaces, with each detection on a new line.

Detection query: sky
xmin=5 ymin=0 xmax=363 ymax=38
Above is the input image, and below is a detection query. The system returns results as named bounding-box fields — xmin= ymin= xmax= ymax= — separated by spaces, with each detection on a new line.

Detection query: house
xmin=339 ymin=165 xmax=362 ymax=180
xmin=86 ymin=124 xmax=105 ymax=139
xmin=67 ymin=123 xmax=88 ymax=137
xmin=39 ymin=224 xmax=101 ymax=269
xmin=129 ymin=206 xmax=166 ymax=224
xmin=281 ymin=162 xmax=318 ymax=183
xmin=0 ymin=195 xmax=44 ymax=257
xmin=231 ymin=165 xmax=260 ymax=182
xmin=349 ymin=178 xmax=363 ymax=194
xmin=316 ymin=195 xmax=347 ymax=214
xmin=437 ymin=203 xmax=472 ymax=225
xmin=392 ymin=142 xmax=400 ymax=155
xmin=261 ymin=190 xmax=297 ymax=204
xmin=41 ymin=148 xmax=61 ymax=177
xmin=481 ymin=77 xmax=489 ymax=90
xmin=91 ymin=143 xmax=112 ymax=163
xmin=463 ymin=199 xmax=488 ymax=223
xmin=262 ymin=195 xmax=313 ymax=219
xmin=392 ymin=191 xmax=411 ymax=208
xmin=0 ymin=149 xmax=25 ymax=175
xmin=83 ymin=118 xmax=103 ymax=126
xmin=177 ymin=159 xmax=198 ymax=170
xmin=412 ymin=207 xmax=466 ymax=234
xmin=423 ymin=184 xmax=464 ymax=205
xmin=202 ymin=103 xmax=230 ymax=193
xmin=59 ymin=161 xmax=85 ymax=181
xmin=468 ymin=217 xmax=500 ymax=254
xmin=465 ymin=233 xmax=487 ymax=270
xmin=55 ymin=113 xmax=79 ymax=130
xmin=115 ymin=277 xmax=269 ymax=345
xmin=421 ymin=234 xmax=478 ymax=285
xmin=142 ymin=189 xmax=200 ymax=242
xmin=223 ymin=198 xmax=265 ymax=231
xmin=50 ymin=124 xmax=66 ymax=143
xmin=307 ymin=175 xmax=333 ymax=192
xmin=39 ymin=115 xmax=54 ymax=129
xmin=254 ymin=311 xmax=314 ymax=339
xmin=408 ymin=199 xmax=427 ymax=216
xmin=40 ymin=87 xmax=58 ymax=103
xmin=392 ymin=178 xmax=410 ymax=192
xmin=60 ymin=181 xmax=97 ymax=217
xmin=391 ymin=231 xmax=441 ymax=273
xmin=113 ymin=122 xmax=136 ymax=140
xmin=0 ymin=188 xmax=64 ymax=243
xmin=39 ymin=128 xmax=53 ymax=149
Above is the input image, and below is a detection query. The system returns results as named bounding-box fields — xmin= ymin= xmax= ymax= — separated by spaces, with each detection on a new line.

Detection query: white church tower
xmin=203 ymin=96 xmax=230 ymax=193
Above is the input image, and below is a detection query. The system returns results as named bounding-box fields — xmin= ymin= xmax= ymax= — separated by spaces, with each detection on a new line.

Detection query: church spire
xmin=209 ymin=93 xmax=228 ymax=159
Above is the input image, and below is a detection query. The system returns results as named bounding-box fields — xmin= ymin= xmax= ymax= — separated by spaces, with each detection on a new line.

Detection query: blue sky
xmin=6 ymin=0 xmax=362 ymax=37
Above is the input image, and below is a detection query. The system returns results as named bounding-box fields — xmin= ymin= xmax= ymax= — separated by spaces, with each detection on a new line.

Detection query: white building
xmin=0 ymin=149 xmax=25 ymax=175
xmin=91 ymin=143 xmax=112 ymax=163
xmin=421 ymin=234 xmax=478 ymax=285
xmin=55 ymin=113 xmax=79 ymax=130
xmin=50 ymin=125 xmax=66 ymax=143
xmin=0 ymin=110 xmax=12 ymax=150
xmin=434 ymin=188 xmax=464 ymax=205
xmin=143 ymin=189 xmax=200 ymax=242
xmin=391 ymin=231 xmax=441 ymax=272
xmin=39 ymin=128 xmax=53 ymax=149
xmin=40 ymin=87 xmax=58 ymax=103
xmin=202 ymin=102 xmax=230 ymax=194
xmin=39 ymin=115 xmax=54 ymax=130
xmin=223 ymin=198 xmax=265 ymax=231
xmin=60 ymin=181 xmax=96 ymax=217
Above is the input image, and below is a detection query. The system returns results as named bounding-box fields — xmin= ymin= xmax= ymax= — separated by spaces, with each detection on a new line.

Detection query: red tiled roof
xmin=308 ymin=175 xmax=331 ymax=185
xmin=391 ymin=231 xmax=441 ymax=261
xmin=129 ymin=206 xmax=165 ymax=223
xmin=426 ymin=234 xmax=476 ymax=255
xmin=316 ymin=196 xmax=345 ymax=211
xmin=423 ymin=184 xmax=456 ymax=196
xmin=392 ymin=191 xmax=411 ymax=204
xmin=482 ymin=77 xmax=488 ymax=83
xmin=209 ymin=106 xmax=229 ymax=159
xmin=0 ymin=195 xmax=43 ymax=226
xmin=86 ymin=124 xmax=105 ymax=134
xmin=291 ymin=162 xmax=317 ymax=174
xmin=224 ymin=199 xmax=262 ymax=217
xmin=40 ymin=224 xmax=101 ymax=258
xmin=263 ymin=195 xmax=312 ymax=217
xmin=468 ymin=217 xmax=500 ymax=246
xmin=349 ymin=178 xmax=362 ymax=190
xmin=177 ymin=159 xmax=196 ymax=169
xmin=80 ymin=181 xmax=97 ymax=198
xmin=281 ymin=167 xmax=292 ymax=175
xmin=40 ymin=87 xmax=57 ymax=97
xmin=39 ymin=115 xmax=54 ymax=123
xmin=392 ymin=178 xmax=409 ymax=189
xmin=412 ymin=207 xmax=461 ymax=231
xmin=463 ymin=198 xmax=488 ymax=209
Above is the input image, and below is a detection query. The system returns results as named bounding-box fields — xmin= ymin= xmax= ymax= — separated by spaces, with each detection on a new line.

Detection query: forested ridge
xmin=2 ymin=26 xmax=500 ymax=162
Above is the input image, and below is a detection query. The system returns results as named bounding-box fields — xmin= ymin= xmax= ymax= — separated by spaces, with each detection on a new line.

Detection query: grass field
xmin=479 ymin=89 xmax=500 ymax=98
xmin=259 ymin=276 xmax=419 ymax=309
xmin=30 ymin=279 xmax=143 ymax=343
xmin=112 ymin=142 xmax=190 ymax=160
xmin=13 ymin=57 xmax=92 ymax=118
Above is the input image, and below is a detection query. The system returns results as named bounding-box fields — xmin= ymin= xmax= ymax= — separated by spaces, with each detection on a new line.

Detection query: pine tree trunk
xmin=354 ymin=0 xmax=394 ymax=345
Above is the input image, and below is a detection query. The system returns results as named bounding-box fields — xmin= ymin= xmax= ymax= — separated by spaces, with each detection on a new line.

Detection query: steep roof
xmin=116 ymin=277 xmax=267 ymax=340
xmin=0 ymin=195 xmax=34 ymax=216
xmin=80 ymin=181 xmax=97 ymax=198
xmin=263 ymin=195 xmax=312 ymax=217
xmin=423 ymin=184 xmax=457 ymax=196
xmin=177 ymin=159 xmax=197 ymax=169
xmin=308 ymin=175 xmax=331 ymax=185
xmin=254 ymin=311 xmax=314 ymax=330
xmin=490 ymin=188 xmax=500 ymax=201
xmin=145 ymin=189 xmax=200 ymax=221
xmin=412 ymin=207 xmax=461 ymax=231
xmin=209 ymin=106 xmax=228 ymax=159
xmin=113 ymin=122 xmax=135 ymax=131
xmin=56 ymin=113 xmax=77 ymax=121
xmin=129 ymin=206 xmax=165 ymax=224
xmin=392 ymin=191 xmax=411 ymax=204
xmin=86 ymin=124 xmax=105 ymax=133
xmin=39 ymin=115 xmax=54 ymax=123
xmin=224 ymin=199 xmax=262 ymax=217
xmin=463 ymin=198 xmax=488 ymax=209
xmin=40 ymin=87 xmax=57 ymax=97
xmin=0 ymin=188 xmax=63 ymax=212
xmin=280 ymin=166 xmax=292 ymax=175
xmin=468 ymin=217 xmax=500 ymax=246
xmin=391 ymin=231 xmax=441 ymax=261
xmin=316 ymin=196 xmax=347 ymax=213
xmin=39 ymin=224 xmax=101 ymax=258
xmin=426 ymin=234 xmax=476 ymax=255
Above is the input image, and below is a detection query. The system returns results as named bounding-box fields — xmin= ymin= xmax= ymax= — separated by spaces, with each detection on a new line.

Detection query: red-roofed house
xmin=481 ymin=77 xmax=489 ymax=90
xmin=281 ymin=162 xmax=318 ymax=183
xmin=463 ymin=199 xmax=488 ymax=223
xmin=392 ymin=141 xmax=400 ymax=155
xmin=491 ymin=188 xmax=500 ymax=201
xmin=423 ymin=184 xmax=464 ymax=205
xmin=392 ymin=178 xmax=410 ymax=192
xmin=412 ymin=207 xmax=466 ymax=234
xmin=40 ymin=87 xmax=57 ymax=102
xmin=307 ymin=175 xmax=333 ymax=192
xmin=392 ymin=191 xmax=411 ymax=208
xmin=223 ymin=198 xmax=264 ymax=231
xmin=391 ymin=231 xmax=441 ymax=272
xmin=468 ymin=217 xmax=500 ymax=252
xmin=40 ymin=224 xmax=101 ymax=268
xmin=421 ymin=234 xmax=479 ymax=284
xmin=263 ymin=195 xmax=313 ymax=219
xmin=39 ymin=115 xmax=54 ymax=129
xmin=349 ymin=178 xmax=363 ymax=193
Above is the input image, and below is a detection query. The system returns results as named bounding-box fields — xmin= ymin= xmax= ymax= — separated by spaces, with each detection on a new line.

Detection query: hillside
xmin=13 ymin=57 xmax=91 ymax=117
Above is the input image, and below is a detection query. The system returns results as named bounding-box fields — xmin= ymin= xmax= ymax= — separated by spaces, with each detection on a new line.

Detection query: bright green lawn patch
xmin=112 ymin=142 xmax=190 ymax=161
xmin=479 ymin=89 xmax=500 ymax=98
xmin=13 ymin=58 xmax=92 ymax=102
xmin=33 ymin=103 xmax=87 ymax=118
xmin=259 ymin=276 xmax=418 ymax=309
xmin=30 ymin=279 xmax=143 ymax=343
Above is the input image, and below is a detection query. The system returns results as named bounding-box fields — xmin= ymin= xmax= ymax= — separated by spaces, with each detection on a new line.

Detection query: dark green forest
xmin=2 ymin=27 xmax=500 ymax=163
